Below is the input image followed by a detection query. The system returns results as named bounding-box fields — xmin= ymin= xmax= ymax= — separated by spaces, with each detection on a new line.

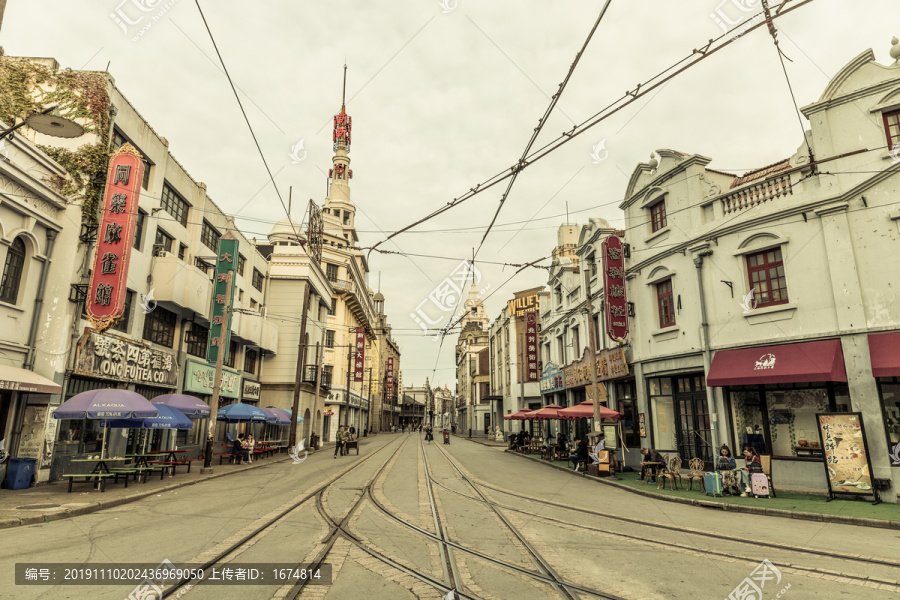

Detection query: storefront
xmin=540 ymin=362 xmax=565 ymax=406
xmin=708 ymin=339 xmax=850 ymax=489
xmin=868 ymin=332 xmax=900 ymax=471
xmin=563 ymin=346 xmax=630 ymax=442
xmin=184 ymin=358 xmax=242 ymax=443
xmin=0 ymin=366 xmax=63 ymax=484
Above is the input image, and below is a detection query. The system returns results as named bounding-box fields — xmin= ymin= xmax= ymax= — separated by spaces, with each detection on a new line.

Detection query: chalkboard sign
xmin=816 ymin=413 xmax=879 ymax=504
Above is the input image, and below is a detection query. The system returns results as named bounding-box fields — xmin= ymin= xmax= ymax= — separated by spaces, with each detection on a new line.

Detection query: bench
xmin=217 ymin=452 xmax=241 ymax=465
xmin=169 ymin=459 xmax=199 ymax=474
xmin=111 ymin=467 xmax=147 ymax=484
xmin=145 ymin=462 xmax=176 ymax=479
xmin=62 ymin=473 xmax=116 ymax=493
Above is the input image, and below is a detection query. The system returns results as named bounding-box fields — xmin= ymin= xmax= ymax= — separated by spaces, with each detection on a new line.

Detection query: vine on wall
xmin=0 ymin=57 xmax=112 ymax=225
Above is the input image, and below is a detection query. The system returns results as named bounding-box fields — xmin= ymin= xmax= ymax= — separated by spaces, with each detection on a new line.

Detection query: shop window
xmin=0 ymin=237 xmax=27 ymax=304
xmin=656 ymin=279 xmax=675 ymax=328
xmin=648 ymin=377 xmax=676 ymax=450
xmin=615 ymin=381 xmax=639 ymax=448
xmin=729 ymin=389 xmax=767 ymax=456
xmin=649 ymin=199 xmax=667 ymax=232
xmin=142 ymin=305 xmax=177 ymax=347
xmin=747 ymin=248 xmax=788 ymax=308
xmin=883 ymin=108 xmax=900 ymax=148
xmin=878 ymin=378 xmax=900 ymax=463
xmin=766 ymin=387 xmax=828 ymax=457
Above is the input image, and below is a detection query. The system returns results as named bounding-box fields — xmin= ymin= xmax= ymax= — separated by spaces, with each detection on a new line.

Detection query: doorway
xmin=483 ymin=414 xmax=491 ymax=435
xmin=673 ymin=375 xmax=713 ymax=468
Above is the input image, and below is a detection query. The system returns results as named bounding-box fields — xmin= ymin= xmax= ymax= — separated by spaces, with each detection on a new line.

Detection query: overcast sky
xmin=2 ymin=1 xmax=897 ymax=389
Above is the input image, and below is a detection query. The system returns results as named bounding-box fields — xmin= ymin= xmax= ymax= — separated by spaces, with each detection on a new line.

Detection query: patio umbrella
xmin=100 ymin=403 xmax=194 ymax=430
xmin=504 ymin=409 xmax=534 ymax=421
xmin=217 ymin=403 xmax=268 ymax=423
xmin=557 ymin=401 xmax=622 ymax=421
xmin=53 ymin=389 xmax=158 ymax=458
xmin=266 ymin=408 xmax=292 ymax=424
xmin=151 ymin=394 xmax=211 ymax=418
xmin=529 ymin=404 xmax=565 ymax=420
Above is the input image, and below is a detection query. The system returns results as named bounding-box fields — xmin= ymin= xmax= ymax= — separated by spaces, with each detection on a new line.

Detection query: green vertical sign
xmin=208 ymin=234 xmax=238 ymax=365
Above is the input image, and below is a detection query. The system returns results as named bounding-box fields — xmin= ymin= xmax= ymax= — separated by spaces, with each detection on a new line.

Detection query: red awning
xmin=869 ymin=332 xmax=900 ymax=378
xmin=706 ymin=339 xmax=846 ymax=386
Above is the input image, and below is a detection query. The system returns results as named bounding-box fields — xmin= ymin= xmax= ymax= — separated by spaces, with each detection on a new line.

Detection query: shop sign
xmin=816 ymin=412 xmax=876 ymax=500
xmin=638 ymin=413 xmax=646 ymax=438
xmin=354 ymin=327 xmax=365 ymax=382
xmin=564 ymin=347 xmax=629 ymax=389
xmin=586 ymin=383 xmax=607 ymax=402
xmin=540 ymin=362 xmax=565 ymax=393
xmin=184 ymin=358 xmax=241 ymax=399
xmin=85 ymin=146 xmax=145 ymax=326
xmin=602 ymin=234 xmax=628 ymax=342
xmin=525 ymin=311 xmax=539 ymax=382
xmin=75 ymin=332 xmax=177 ymax=388
xmin=242 ymin=379 xmax=261 ymax=401
xmin=507 ymin=290 xmax=540 ymax=318
xmin=207 ymin=234 xmax=238 ymax=364
xmin=386 ymin=357 xmax=394 ymax=399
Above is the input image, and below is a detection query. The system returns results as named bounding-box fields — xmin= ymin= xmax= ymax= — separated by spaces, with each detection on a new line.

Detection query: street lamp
xmin=1 ymin=105 xmax=85 ymax=139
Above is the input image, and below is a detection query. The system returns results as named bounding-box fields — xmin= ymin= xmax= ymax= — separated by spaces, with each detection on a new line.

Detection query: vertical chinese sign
xmin=207 ymin=233 xmax=238 ymax=365
xmin=525 ymin=311 xmax=539 ymax=382
xmin=602 ymin=235 xmax=628 ymax=342
xmin=353 ymin=327 xmax=365 ymax=382
xmin=386 ymin=357 xmax=394 ymax=400
xmin=85 ymin=145 xmax=145 ymax=328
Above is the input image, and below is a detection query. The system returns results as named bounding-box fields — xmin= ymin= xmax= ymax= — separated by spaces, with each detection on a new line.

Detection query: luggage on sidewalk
xmin=751 ymin=472 xmax=770 ymax=497
xmin=704 ymin=472 xmax=723 ymax=497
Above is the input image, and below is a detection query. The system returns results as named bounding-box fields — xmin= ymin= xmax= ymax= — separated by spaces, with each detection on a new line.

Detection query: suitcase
xmin=704 ymin=472 xmax=723 ymax=496
xmin=751 ymin=473 xmax=770 ymax=498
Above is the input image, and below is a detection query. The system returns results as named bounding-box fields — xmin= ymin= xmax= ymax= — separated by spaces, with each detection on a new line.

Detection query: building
xmin=488 ymin=287 xmax=544 ymax=434
xmin=400 ymin=379 xmax=429 ymax=429
xmin=455 ymin=284 xmax=491 ymax=435
xmin=432 ymin=384 xmax=453 ymax=428
xmin=621 ymin=39 xmax=900 ymax=499
xmin=369 ymin=292 xmax=401 ymax=433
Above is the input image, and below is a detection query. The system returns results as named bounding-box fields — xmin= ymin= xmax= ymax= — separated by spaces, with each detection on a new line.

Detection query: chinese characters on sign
xmin=539 ymin=363 xmax=565 ymax=393
xmin=564 ymin=347 xmax=629 ymax=389
xmin=386 ymin=357 xmax=394 ymax=399
xmin=85 ymin=146 xmax=145 ymax=325
xmin=207 ymin=235 xmax=239 ymax=365
xmin=816 ymin=412 xmax=875 ymax=498
xmin=525 ymin=311 xmax=539 ymax=382
xmin=353 ymin=327 xmax=365 ymax=382
xmin=333 ymin=108 xmax=352 ymax=150
xmin=184 ymin=359 xmax=241 ymax=398
xmin=601 ymin=234 xmax=628 ymax=342
xmin=75 ymin=332 xmax=177 ymax=387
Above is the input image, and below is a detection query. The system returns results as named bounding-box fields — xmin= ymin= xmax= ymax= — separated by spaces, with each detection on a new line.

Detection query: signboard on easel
xmin=816 ymin=412 xmax=879 ymax=504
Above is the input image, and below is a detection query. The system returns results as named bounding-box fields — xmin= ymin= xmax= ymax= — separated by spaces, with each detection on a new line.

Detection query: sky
xmin=2 ymin=0 xmax=898 ymax=389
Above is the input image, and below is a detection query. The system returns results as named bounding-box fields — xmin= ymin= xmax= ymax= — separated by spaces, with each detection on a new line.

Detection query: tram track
xmin=428 ymin=447 xmax=900 ymax=591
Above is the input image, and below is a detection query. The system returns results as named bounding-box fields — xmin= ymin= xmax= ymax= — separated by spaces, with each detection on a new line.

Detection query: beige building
xmin=455 ymin=284 xmax=491 ymax=435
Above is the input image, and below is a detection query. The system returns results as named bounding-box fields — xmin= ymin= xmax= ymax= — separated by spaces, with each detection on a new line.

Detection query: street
xmin=2 ymin=435 xmax=897 ymax=599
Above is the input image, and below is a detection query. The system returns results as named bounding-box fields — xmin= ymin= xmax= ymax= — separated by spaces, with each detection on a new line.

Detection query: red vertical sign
xmin=386 ymin=357 xmax=394 ymax=399
xmin=353 ymin=327 xmax=365 ymax=382
xmin=602 ymin=235 xmax=628 ymax=341
xmin=525 ymin=311 xmax=539 ymax=382
xmin=85 ymin=146 xmax=144 ymax=324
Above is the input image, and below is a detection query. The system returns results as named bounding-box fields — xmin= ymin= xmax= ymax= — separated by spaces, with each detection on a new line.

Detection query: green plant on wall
xmin=0 ymin=57 xmax=111 ymax=225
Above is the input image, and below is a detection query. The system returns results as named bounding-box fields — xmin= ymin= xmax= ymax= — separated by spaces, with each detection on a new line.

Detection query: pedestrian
xmin=349 ymin=425 xmax=356 ymax=439
xmin=334 ymin=426 xmax=346 ymax=459
xmin=638 ymin=447 xmax=666 ymax=483
xmin=233 ymin=433 xmax=248 ymax=464
xmin=245 ymin=433 xmax=255 ymax=464
xmin=425 ymin=424 xmax=433 ymax=443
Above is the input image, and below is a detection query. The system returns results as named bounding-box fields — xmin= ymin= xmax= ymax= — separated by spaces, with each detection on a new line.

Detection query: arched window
xmin=0 ymin=237 xmax=26 ymax=304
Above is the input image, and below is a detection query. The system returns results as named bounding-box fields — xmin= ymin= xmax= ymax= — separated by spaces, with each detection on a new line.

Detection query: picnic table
xmin=64 ymin=458 xmax=130 ymax=492
xmin=146 ymin=449 xmax=194 ymax=474
xmin=126 ymin=453 xmax=174 ymax=479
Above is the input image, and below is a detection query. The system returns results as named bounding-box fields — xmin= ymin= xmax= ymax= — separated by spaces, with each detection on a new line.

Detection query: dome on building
xmin=268 ymin=216 xmax=306 ymax=245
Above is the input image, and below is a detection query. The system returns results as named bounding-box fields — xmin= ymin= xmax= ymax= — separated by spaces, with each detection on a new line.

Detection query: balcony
xmin=231 ymin=311 xmax=280 ymax=354
xmin=150 ymin=253 xmax=212 ymax=317
xmin=331 ymin=278 xmax=376 ymax=331
xmin=720 ymin=173 xmax=793 ymax=215
xmin=302 ymin=365 xmax=332 ymax=388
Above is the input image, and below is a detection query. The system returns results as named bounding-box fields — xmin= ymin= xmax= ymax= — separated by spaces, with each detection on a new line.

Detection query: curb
xmin=0 ymin=455 xmax=293 ymax=530
xmin=504 ymin=449 xmax=900 ymax=531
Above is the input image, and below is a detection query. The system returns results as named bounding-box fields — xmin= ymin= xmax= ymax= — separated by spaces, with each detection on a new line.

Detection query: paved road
xmin=1 ymin=434 xmax=897 ymax=599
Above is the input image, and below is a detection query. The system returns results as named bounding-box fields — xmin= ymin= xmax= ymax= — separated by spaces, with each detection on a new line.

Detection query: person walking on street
xmin=334 ymin=426 xmax=346 ymax=458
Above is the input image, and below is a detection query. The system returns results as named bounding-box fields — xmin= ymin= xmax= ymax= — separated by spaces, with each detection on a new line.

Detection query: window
xmin=0 ymin=237 xmax=26 ymax=304
xmin=572 ymin=326 xmax=580 ymax=357
xmin=252 ymin=268 xmax=264 ymax=291
xmin=195 ymin=257 xmax=213 ymax=275
xmin=650 ymin=200 xmax=667 ymax=232
xmin=160 ymin=183 xmax=190 ymax=227
xmin=747 ymin=248 xmax=788 ymax=308
xmin=878 ymin=378 xmax=900 ymax=463
xmin=325 ymin=330 xmax=335 ymax=348
xmin=588 ymin=252 xmax=597 ymax=277
xmin=237 ymin=254 xmax=246 ymax=277
xmin=656 ymin=278 xmax=675 ymax=328
xmin=883 ymin=108 xmax=900 ymax=148
xmin=327 ymin=297 xmax=336 ymax=316
xmin=142 ymin=305 xmax=177 ymax=347
xmin=648 ymin=377 xmax=676 ymax=450
xmin=154 ymin=228 xmax=173 ymax=255
xmin=326 ymin=263 xmax=338 ymax=282
xmin=112 ymin=129 xmax=152 ymax=190
xmin=186 ymin=323 xmax=208 ymax=358
xmin=178 ymin=243 xmax=187 ymax=261
xmin=244 ymin=348 xmax=258 ymax=375
xmin=110 ymin=290 xmax=134 ymax=333
xmin=224 ymin=339 xmax=238 ymax=368
xmin=557 ymin=335 xmax=566 ymax=365
xmin=201 ymin=220 xmax=220 ymax=252
xmin=323 ymin=365 xmax=333 ymax=386
xmin=554 ymin=285 xmax=562 ymax=307
xmin=134 ymin=210 xmax=145 ymax=251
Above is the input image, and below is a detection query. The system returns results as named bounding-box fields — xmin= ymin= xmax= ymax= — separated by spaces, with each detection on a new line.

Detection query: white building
xmin=455 ymin=284 xmax=491 ymax=435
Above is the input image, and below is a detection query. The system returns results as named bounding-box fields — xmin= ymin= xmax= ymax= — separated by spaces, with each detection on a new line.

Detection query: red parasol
xmin=503 ymin=409 xmax=534 ymax=421
xmin=528 ymin=404 xmax=566 ymax=420
xmin=557 ymin=401 xmax=622 ymax=421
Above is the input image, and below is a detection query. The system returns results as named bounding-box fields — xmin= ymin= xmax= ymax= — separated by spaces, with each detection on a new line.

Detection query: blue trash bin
xmin=7 ymin=458 xmax=37 ymax=490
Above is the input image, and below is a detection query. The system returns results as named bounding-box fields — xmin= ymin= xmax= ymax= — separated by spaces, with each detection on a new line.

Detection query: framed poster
xmin=603 ymin=425 xmax=618 ymax=450
xmin=816 ymin=412 xmax=879 ymax=504
xmin=638 ymin=413 xmax=646 ymax=438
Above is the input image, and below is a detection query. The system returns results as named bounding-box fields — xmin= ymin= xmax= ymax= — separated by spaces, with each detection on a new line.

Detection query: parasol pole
xmin=100 ymin=425 xmax=108 ymax=459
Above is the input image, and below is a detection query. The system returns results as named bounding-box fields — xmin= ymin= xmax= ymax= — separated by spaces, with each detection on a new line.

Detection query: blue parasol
xmin=151 ymin=394 xmax=211 ymax=418
xmin=101 ymin=403 xmax=193 ymax=430
xmin=217 ymin=403 xmax=268 ymax=423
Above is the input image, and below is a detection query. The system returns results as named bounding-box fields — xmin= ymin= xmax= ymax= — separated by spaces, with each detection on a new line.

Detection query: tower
xmin=324 ymin=64 xmax=357 ymax=244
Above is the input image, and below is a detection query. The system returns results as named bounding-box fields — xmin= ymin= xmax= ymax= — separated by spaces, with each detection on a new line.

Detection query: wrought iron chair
xmin=686 ymin=457 xmax=705 ymax=491
xmin=657 ymin=455 xmax=682 ymax=490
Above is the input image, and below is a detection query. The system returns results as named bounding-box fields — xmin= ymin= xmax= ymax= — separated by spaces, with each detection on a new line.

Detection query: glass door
xmin=674 ymin=375 xmax=713 ymax=469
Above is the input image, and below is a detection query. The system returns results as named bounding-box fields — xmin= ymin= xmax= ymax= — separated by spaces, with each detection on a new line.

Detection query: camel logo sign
xmin=754 ymin=353 xmax=776 ymax=370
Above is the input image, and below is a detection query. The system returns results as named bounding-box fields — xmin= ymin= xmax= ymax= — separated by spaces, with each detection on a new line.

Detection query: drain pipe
xmin=24 ymin=230 xmax=57 ymax=371
xmin=693 ymin=250 xmax=720 ymax=452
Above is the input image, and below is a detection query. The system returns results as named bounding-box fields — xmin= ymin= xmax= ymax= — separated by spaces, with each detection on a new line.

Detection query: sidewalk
xmin=498 ymin=444 xmax=900 ymax=530
xmin=0 ymin=453 xmax=293 ymax=530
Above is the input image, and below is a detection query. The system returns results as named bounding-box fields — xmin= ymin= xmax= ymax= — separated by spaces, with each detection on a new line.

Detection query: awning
xmin=706 ymin=339 xmax=846 ymax=387
xmin=0 ymin=365 xmax=62 ymax=395
xmin=869 ymin=332 xmax=900 ymax=378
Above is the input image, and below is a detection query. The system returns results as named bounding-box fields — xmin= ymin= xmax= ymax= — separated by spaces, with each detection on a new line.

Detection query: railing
xmin=301 ymin=365 xmax=331 ymax=388
xmin=721 ymin=173 xmax=793 ymax=215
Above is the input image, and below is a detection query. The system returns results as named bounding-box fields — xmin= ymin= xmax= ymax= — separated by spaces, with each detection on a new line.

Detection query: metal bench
xmin=62 ymin=473 xmax=117 ymax=493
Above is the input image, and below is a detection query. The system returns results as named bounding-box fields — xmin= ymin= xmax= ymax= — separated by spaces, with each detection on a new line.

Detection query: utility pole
xmin=311 ymin=341 xmax=322 ymax=448
xmin=583 ymin=266 xmax=604 ymax=431
xmin=202 ymin=271 xmax=233 ymax=472
xmin=289 ymin=284 xmax=311 ymax=448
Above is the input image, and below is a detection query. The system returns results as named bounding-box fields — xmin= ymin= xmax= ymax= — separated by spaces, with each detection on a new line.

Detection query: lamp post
xmin=1 ymin=105 xmax=85 ymax=139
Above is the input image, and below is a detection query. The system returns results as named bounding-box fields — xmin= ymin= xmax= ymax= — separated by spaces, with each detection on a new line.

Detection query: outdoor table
xmin=69 ymin=457 xmax=128 ymax=475
xmin=65 ymin=458 xmax=130 ymax=492
xmin=126 ymin=453 xmax=172 ymax=479
xmin=147 ymin=449 xmax=188 ymax=463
